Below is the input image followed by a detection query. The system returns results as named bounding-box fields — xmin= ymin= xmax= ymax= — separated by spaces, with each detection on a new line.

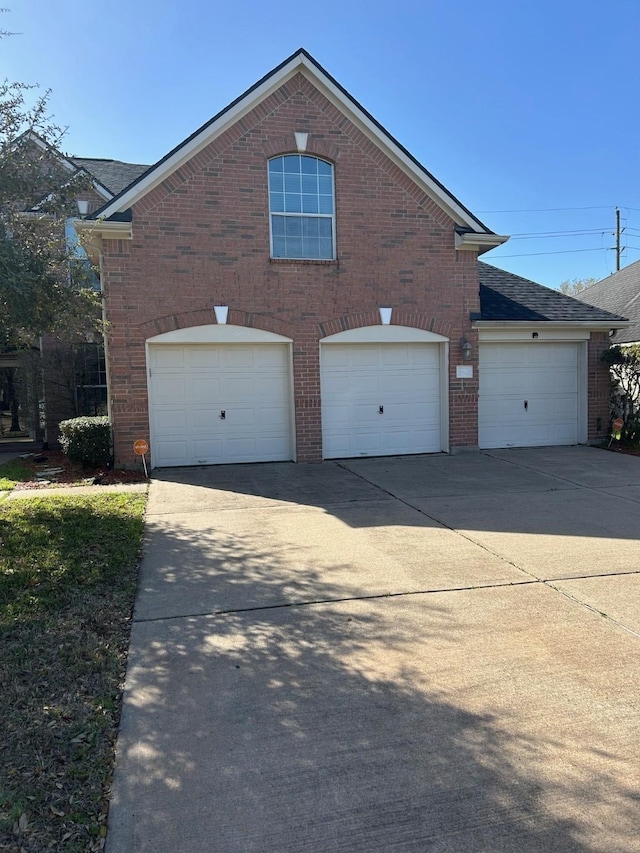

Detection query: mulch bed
xmin=13 ymin=449 xmax=147 ymax=490
xmin=605 ymin=442 xmax=640 ymax=457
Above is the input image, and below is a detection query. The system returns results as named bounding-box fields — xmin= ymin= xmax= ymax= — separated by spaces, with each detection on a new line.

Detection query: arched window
xmin=268 ymin=154 xmax=335 ymax=259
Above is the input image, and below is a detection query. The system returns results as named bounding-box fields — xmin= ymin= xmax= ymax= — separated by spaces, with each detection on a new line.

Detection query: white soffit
xmin=146 ymin=324 xmax=292 ymax=344
xmin=95 ymin=52 xmax=496 ymax=234
xmin=477 ymin=327 xmax=591 ymax=342
xmin=321 ymin=325 xmax=449 ymax=344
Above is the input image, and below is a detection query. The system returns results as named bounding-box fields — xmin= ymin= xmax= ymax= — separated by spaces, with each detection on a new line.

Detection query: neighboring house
xmin=74 ymin=49 xmax=626 ymax=468
xmin=576 ymin=260 xmax=640 ymax=344
xmin=1 ymin=135 xmax=149 ymax=445
xmin=28 ymin=148 xmax=148 ymax=442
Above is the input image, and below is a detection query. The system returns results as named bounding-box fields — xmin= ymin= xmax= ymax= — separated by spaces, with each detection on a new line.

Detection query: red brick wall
xmin=588 ymin=332 xmax=612 ymax=441
xmin=101 ymin=72 xmax=481 ymax=466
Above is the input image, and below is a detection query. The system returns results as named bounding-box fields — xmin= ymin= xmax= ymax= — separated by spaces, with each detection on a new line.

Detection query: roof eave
xmin=472 ymin=319 xmax=630 ymax=330
xmin=92 ymin=50 xmax=495 ymax=233
xmin=74 ymin=218 xmax=132 ymax=240
xmin=456 ymin=232 xmax=510 ymax=253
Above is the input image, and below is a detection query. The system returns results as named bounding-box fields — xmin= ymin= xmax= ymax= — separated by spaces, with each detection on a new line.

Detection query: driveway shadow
xmin=108 ymin=523 xmax=640 ymax=852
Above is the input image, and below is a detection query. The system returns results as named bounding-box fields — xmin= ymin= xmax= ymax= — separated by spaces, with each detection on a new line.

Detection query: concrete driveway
xmin=107 ymin=446 xmax=640 ymax=852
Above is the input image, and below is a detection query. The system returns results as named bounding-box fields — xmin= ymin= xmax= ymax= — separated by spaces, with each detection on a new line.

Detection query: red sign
xmin=133 ymin=439 xmax=149 ymax=455
xmin=612 ymin=418 xmax=624 ymax=432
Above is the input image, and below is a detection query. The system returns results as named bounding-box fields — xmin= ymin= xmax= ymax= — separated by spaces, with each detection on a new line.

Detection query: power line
xmin=488 ymin=247 xmax=615 ymax=259
xmin=477 ymin=205 xmax=615 ymax=213
xmin=509 ymin=229 xmax=611 ymax=241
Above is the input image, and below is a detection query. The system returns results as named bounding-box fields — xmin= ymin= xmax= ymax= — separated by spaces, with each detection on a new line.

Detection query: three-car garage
xmin=145 ymin=324 xmax=590 ymax=468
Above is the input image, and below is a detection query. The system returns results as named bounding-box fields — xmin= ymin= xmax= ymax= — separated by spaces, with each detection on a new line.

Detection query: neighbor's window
xmin=75 ymin=343 xmax=108 ymax=416
xmin=65 ymin=218 xmax=101 ymax=290
xmin=268 ymin=155 xmax=335 ymax=259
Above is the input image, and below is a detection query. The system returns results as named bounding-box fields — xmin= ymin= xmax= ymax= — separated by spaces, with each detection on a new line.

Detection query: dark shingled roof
xmin=575 ymin=260 xmax=640 ymax=343
xmin=71 ymin=158 xmax=149 ymax=196
xmin=478 ymin=262 xmax=627 ymax=325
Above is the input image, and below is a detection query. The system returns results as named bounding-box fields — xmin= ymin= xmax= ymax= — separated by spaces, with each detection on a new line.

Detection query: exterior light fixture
xmin=460 ymin=337 xmax=473 ymax=360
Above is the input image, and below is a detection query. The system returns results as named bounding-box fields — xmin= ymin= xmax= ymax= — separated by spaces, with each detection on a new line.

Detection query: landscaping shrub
xmin=602 ymin=345 xmax=640 ymax=444
xmin=59 ymin=416 xmax=112 ymax=467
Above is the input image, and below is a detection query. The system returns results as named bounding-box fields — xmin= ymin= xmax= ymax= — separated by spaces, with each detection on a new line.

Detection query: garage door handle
xmin=524 ymin=400 xmax=528 ymax=411
xmin=220 ymin=410 xmax=226 ymax=420
xmin=379 ymin=405 xmax=384 ymax=414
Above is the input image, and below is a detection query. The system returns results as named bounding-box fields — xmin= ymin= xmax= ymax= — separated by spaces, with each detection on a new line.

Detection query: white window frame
xmin=268 ymin=155 xmax=336 ymax=260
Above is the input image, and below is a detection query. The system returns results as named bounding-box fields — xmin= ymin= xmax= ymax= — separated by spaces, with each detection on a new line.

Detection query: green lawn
xmin=0 ymin=458 xmax=31 ymax=492
xmin=0 ymin=493 xmax=147 ymax=851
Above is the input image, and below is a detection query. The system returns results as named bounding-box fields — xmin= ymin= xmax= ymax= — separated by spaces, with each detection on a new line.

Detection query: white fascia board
xmin=74 ymin=218 xmax=132 ymax=240
xmin=456 ymin=232 xmax=510 ymax=252
xmin=91 ymin=180 xmax=114 ymax=201
xmin=96 ymin=58 xmax=306 ymax=218
xmin=97 ymin=53 xmax=494 ymax=234
xmin=473 ymin=320 xmax=630 ymax=330
xmin=294 ymin=55 xmax=490 ymax=232
xmin=27 ymin=132 xmax=112 ymax=200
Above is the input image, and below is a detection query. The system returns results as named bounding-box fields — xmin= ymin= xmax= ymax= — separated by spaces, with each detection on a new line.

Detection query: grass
xmin=0 ymin=459 xmax=31 ymax=492
xmin=0 ymin=493 xmax=147 ymax=852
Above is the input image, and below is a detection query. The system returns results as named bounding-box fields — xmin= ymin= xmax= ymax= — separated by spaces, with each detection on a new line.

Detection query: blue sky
xmin=3 ymin=0 xmax=640 ymax=288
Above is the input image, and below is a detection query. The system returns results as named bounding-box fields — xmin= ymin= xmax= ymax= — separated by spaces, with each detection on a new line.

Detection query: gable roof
xmin=477 ymin=262 xmax=628 ymax=326
xmin=88 ymin=48 xmax=506 ymax=247
xmin=70 ymin=158 xmax=149 ymax=196
xmin=575 ymin=260 xmax=640 ymax=343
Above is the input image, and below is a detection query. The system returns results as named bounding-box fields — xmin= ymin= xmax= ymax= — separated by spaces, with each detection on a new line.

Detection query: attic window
xmin=268 ymin=155 xmax=335 ymax=260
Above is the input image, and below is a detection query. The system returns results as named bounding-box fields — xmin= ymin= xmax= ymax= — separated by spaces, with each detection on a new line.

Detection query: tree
xmin=559 ymin=277 xmax=597 ymax=297
xmin=0 ymin=81 xmax=100 ymax=350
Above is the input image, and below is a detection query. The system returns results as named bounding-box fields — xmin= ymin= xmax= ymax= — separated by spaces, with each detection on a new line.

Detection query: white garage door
xmin=148 ymin=344 xmax=292 ymax=467
xmin=479 ymin=342 xmax=580 ymax=449
xmin=321 ymin=343 xmax=442 ymax=459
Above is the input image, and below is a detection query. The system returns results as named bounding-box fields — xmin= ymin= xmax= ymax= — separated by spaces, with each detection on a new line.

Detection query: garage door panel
xmin=190 ymin=377 xmax=221 ymax=401
xmin=153 ymin=376 xmax=186 ymax=403
xmin=149 ymin=343 xmax=292 ymax=466
xmin=479 ymin=343 xmax=581 ymax=449
xmin=151 ymin=348 xmax=185 ymax=369
xmin=321 ymin=343 xmax=442 ymax=459
xmin=154 ymin=409 xmax=188 ymax=433
xmin=187 ymin=347 xmax=221 ymax=369
xmin=154 ymin=439 xmax=189 ymax=466
xmin=380 ymin=348 xmax=410 ymax=366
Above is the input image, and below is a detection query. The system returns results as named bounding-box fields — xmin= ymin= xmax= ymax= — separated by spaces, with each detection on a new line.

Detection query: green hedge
xmin=59 ymin=416 xmax=112 ymax=468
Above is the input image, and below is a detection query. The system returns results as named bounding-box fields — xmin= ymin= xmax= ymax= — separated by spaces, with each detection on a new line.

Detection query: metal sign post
xmin=133 ymin=439 xmax=149 ymax=477
xmin=609 ymin=418 xmax=624 ymax=448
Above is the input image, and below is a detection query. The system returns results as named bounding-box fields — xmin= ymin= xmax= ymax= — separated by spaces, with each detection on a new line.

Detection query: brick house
xmin=76 ymin=49 xmax=626 ymax=468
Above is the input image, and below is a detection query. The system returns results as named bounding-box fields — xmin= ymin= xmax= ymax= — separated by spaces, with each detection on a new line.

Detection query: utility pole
xmin=615 ymin=207 xmax=625 ymax=271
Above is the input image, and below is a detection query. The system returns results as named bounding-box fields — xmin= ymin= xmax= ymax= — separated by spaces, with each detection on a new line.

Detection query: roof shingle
xmin=575 ymin=260 xmax=640 ymax=343
xmin=71 ymin=158 xmax=149 ymax=196
xmin=478 ymin=262 xmax=627 ymax=325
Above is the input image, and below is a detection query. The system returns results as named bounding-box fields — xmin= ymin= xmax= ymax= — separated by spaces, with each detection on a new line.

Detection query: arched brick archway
xmin=138 ymin=308 xmax=295 ymax=342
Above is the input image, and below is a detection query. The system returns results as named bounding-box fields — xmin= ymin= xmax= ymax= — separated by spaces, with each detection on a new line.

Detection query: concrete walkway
xmin=107 ymin=447 xmax=640 ymax=852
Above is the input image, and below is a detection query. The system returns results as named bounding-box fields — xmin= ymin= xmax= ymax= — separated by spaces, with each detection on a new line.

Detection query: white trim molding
xmin=321 ymin=325 xmax=449 ymax=344
xmin=456 ymin=232 xmax=509 ymax=252
xmin=146 ymin=324 xmax=292 ymax=344
xmin=379 ymin=307 xmax=392 ymax=325
xmin=294 ymin=132 xmax=309 ymax=152
xmin=213 ymin=306 xmax=229 ymax=325
xmin=477 ymin=326 xmax=592 ymax=343
xmin=474 ymin=320 xmax=629 ymax=333
xmin=92 ymin=50 xmax=504 ymax=242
